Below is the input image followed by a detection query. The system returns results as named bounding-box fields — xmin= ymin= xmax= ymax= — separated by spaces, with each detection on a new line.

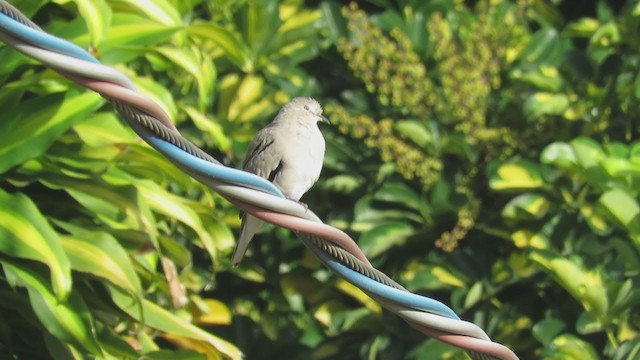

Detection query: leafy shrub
xmin=0 ymin=0 xmax=639 ymax=359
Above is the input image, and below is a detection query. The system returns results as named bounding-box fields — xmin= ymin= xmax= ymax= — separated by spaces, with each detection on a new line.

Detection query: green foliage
xmin=1 ymin=0 xmax=640 ymax=359
xmin=321 ymin=0 xmax=640 ymax=358
xmin=0 ymin=0 xmax=324 ymax=358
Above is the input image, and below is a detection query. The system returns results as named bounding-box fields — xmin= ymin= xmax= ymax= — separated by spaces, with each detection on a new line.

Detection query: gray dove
xmin=232 ymin=97 xmax=329 ymax=266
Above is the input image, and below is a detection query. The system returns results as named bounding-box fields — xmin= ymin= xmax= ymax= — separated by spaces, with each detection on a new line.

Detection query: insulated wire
xmin=0 ymin=2 xmax=518 ymax=359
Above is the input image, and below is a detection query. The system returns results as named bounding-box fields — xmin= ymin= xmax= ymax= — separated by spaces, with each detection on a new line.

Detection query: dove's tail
xmin=232 ymin=214 xmax=263 ymax=266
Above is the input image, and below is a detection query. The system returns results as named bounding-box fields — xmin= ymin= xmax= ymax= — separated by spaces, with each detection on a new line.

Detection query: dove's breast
xmin=274 ymin=125 xmax=325 ymax=200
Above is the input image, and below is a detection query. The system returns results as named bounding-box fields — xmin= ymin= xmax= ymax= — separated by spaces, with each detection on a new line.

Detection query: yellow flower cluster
xmin=338 ymin=3 xmax=437 ymax=117
xmin=436 ymin=169 xmax=478 ymax=251
xmin=428 ymin=6 xmax=513 ymax=146
xmin=435 ymin=204 xmax=475 ymax=252
xmin=339 ymin=1 xmax=526 ymax=150
xmin=337 ymin=1 xmax=530 ymax=248
xmin=326 ymin=104 xmax=442 ymax=187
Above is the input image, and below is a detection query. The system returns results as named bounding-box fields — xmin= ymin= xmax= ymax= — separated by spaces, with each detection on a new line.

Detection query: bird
xmin=232 ymin=97 xmax=329 ymax=266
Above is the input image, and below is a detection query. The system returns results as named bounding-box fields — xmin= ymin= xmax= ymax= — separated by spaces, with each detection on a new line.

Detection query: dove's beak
xmin=318 ymin=114 xmax=330 ymax=124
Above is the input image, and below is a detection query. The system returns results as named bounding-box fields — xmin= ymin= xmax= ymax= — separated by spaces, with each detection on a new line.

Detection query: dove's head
xmin=279 ymin=97 xmax=329 ymax=126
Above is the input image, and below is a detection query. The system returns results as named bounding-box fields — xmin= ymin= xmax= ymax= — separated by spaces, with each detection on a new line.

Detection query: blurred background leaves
xmin=0 ymin=0 xmax=639 ymax=359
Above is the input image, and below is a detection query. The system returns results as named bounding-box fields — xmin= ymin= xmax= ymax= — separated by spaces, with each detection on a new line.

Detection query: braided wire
xmin=0 ymin=0 xmax=40 ymax=29
xmin=0 ymin=2 xmax=518 ymax=360
xmin=305 ymin=233 xmax=406 ymax=290
xmin=113 ymin=101 xmax=222 ymax=164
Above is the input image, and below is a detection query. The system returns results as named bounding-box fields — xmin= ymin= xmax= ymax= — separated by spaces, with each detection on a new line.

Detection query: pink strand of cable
xmin=229 ymin=198 xmax=372 ymax=266
xmin=411 ymin=324 xmax=519 ymax=360
xmin=59 ymin=71 xmax=178 ymax=132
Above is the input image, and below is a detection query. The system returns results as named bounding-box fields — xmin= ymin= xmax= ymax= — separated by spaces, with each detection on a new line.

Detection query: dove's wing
xmin=242 ymin=125 xmax=284 ymax=182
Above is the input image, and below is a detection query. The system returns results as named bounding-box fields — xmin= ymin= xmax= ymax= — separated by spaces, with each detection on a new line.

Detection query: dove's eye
xmin=304 ymin=105 xmax=310 ymax=111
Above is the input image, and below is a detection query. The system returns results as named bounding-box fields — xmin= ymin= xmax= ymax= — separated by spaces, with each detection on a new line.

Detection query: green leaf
xmin=43 ymin=330 xmax=80 ymax=359
xmin=6 ymin=0 xmax=48 ymax=17
xmin=222 ymin=74 xmax=273 ymax=122
xmin=602 ymin=158 xmax=640 ymax=178
xmin=322 ymin=174 xmax=364 ymax=194
xmin=117 ymin=144 xmax=196 ymax=187
xmin=404 ymin=264 xmax=458 ymax=291
xmin=96 ymin=330 xmax=139 ymax=358
xmin=521 ymin=28 xmax=570 ymax=66
xmin=185 ymin=107 xmax=230 ymax=152
xmin=502 ymin=193 xmax=550 ymax=221
xmin=159 ymin=235 xmax=192 ymax=267
xmin=198 ymin=55 xmax=217 ymax=110
xmin=511 ymin=64 xmax=564 ymax=92
xmin=70 ymin=0 xmax=112 ymax=46
xmin=609 ymin=278 xmax=634 ymax=314
xmin=0 ymin=91 xmax=103 ymax=174
xmin=543 ymin=334 xmax=599 ymax=360
xmin=510 ymin=229 xmax=550 ymax=249
xmin=60 ymin=230 xmax=142 ymax=295
xmin=579 ymin=204 xmax=610 ymax=234
xmin=367 ymin=335 xmax=391 ymax=359
xmin=604 ymin=142 xmax=628 ymax=158
xmin=280 ymin=4 xmax=322 ymax=34
xmin=334 ymin=279 xmax=382 ymax=314
xmin=407 ymin=338 xmax=465 ymax=360
xmin=442 ymin=132 xmax=478 ymax=162
xmin=589 ymin=21 xmax=621 ymax=51
xmin=463 ymin=282 xmax=483 ymax=309
xmin=599 ymin=188 xmax=640 ymax=249
xmin=394 ymin=120 xmax=433 ymax=150
xmin=200 ymin=213 xmax=235 ymax=253
xmin=489 ymin=159 xmax=544 ymax=191
xmin=630 ymin=142 xmax=640 ymax=164
xmin=532 ymin=318 xmax=566 ymax=346
xmin=191 ymin=297 xmax=233 ymax=326
xmin=530 ymin=250 xmax=608 ymax=318
xmin=565 ymin=137 xmax=611 ymax=189
xmin=564 ymin=18 xmax=600 ymax=38
xmin=570 ymin=137 xmax=605 ymax=170
xmin=117 ymin=0 xmax=181 ymax=26
xmin=157 ymin=47 xmax=217 ymax=111
xmin=541 ymin=142 xmax=577 ymax=169
xmin=320 ymin=1 xmax=348 ymax=41
xmin=137 ymin=184 xmax=217 ymax=263
xmin=143 ymin=350 xmax=207 ymax=360
xmin=353 ymin=196 xmax=424 ymax=231
xmin=576 ymin=311 xmax=602 ymax=334
xmin=2 ymin=263 xmax=102 ymax=355
xmin=0 ymin=190 xmax=72 ymax=300
xmin=187 ymin=23 xmax=253 ymax=71
xmin=431 ymin=266 xmax=467 ymax=288
xmin=374 ymin=182 xmax=428 ymax=215
xmin=100 ymin=14 xmax=179 ymax=64
xmin=0 ymin=45 xmax=38 ymax=83
xmin=73 ymin=112 xmax=138 ymax=147
xmin=524 ymin=92 xmax=569 ymax=119
xmin=40 ymin=176 xmax=155 ymax=236
xmin=359 ymin=221 xmax=414 ymax=258
xmin=272 ymin=6 xmax=323 ymax=64
xmin=108 ymin=285 xmax=242 ymax=360
xmin=239 ymin=0 xmax=280 ymax=58
xmin=0 ymin=76 xmax=28 ymax=110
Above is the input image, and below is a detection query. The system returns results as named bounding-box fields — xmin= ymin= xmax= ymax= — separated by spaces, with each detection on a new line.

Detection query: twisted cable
xmin=0 ymin=2 xmax=519 ymax=359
